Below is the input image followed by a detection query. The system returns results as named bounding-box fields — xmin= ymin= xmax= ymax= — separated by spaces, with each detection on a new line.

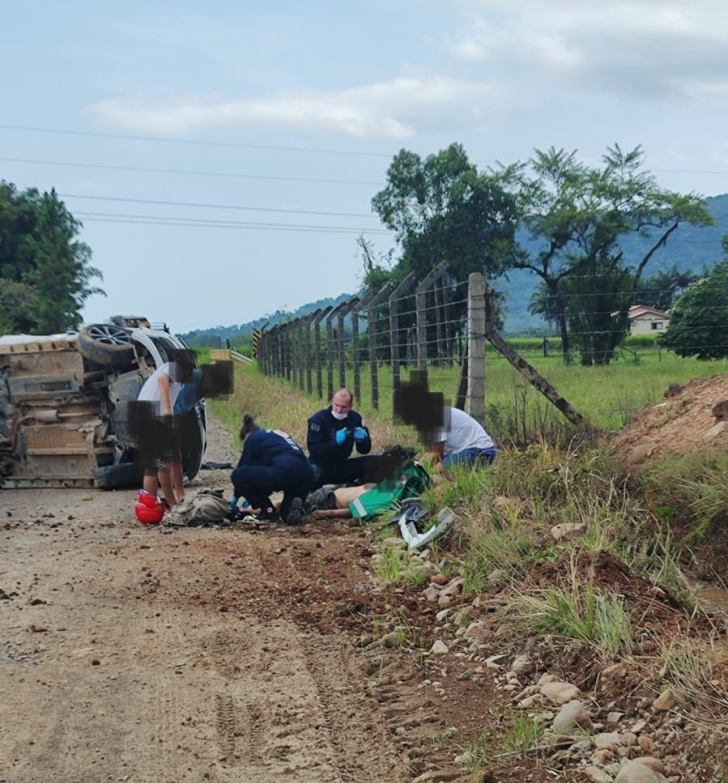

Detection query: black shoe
xmin=257 ymin=507 xmax=279 ymax=522
xmin=285 ymin=497 xmax=303 ymax=526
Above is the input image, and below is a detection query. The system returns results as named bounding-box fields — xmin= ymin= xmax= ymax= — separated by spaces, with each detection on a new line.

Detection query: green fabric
xmin=349 ymin=460 xmax=430 ymax=519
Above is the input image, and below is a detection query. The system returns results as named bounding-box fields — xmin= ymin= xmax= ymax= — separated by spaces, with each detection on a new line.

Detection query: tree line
xmin=365 ymin=142 xmax=724 ymax=365
xmin=0 ymin=182 xmax=103 ymax=335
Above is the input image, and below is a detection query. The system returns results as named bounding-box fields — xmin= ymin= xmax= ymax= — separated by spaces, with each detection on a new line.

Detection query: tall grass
xmin=513 ymin=579 xmax=633 ymax=659
xmin=212 ymin=359 xmax=723 ymax=584
xmin=636 ymin=451 xmax=728 ymax=542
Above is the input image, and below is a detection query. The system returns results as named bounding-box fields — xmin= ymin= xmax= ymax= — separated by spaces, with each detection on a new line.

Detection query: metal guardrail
xmin=230 ymin=349 xmax=253 ymax=364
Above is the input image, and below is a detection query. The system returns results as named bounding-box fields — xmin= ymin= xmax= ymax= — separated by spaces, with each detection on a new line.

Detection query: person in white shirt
xmin=134 ymin=360 xmax=191 ymax=506
xmin=425 ymin=405 xmax=496 ymax=470
xmin=133 ymin=358 xmax=231 ymax=506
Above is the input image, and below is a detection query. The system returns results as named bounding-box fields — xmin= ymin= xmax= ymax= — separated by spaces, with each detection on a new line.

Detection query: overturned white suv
xmin=0 ymin=319 xmax=206 ymax=489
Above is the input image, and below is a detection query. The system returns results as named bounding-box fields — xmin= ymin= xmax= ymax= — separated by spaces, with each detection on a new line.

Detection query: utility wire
xmin=75 ymin=210 xmax=391 ymax=235
xmin=62 ymin=192 xmax=380 ymax=219
xmin=0 ymin=156 xmax=383 ymax=186
xmin=0 ymin=124 xmax=393 ymax=158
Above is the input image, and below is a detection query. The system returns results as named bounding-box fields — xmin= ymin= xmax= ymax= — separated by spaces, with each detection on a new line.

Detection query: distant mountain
xmin=182 ymin=194 xmax=728 ymax=343
xmin=180 ymin=292 xmax=353 ymax=347
xmin=499 ymin=193 xmax=728 ymax=333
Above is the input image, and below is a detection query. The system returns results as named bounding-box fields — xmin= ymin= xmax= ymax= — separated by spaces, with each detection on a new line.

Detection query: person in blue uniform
xmin=231 ymin=414 xmax=314 ymax=525
xmin=306 ymin=388 xmax=385 ymax=488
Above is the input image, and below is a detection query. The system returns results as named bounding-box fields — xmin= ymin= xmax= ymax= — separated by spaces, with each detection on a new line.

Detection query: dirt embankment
xmin=607 ymin=373 xmax=728 ymax=468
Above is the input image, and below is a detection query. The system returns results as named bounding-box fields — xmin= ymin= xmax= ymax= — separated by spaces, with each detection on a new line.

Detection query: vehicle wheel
xmin=93 ymin=461 xmax=143 ymax=490
xmin=78 ymin=324 xmax=135 ymax=369
xmin=179 ymin=409 xmax=204 ymax=481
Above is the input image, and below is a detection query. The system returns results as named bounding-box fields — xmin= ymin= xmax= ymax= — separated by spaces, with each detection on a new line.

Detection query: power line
xmin=74 ymin=210 xmax=391 ymax=235
xmin=61 ymin=192 xmax=380 ymax=219
xmin=0 ymin=123 xmax=393 ymax=158
xmin=0 ymin=156 xmax=383 ymax=187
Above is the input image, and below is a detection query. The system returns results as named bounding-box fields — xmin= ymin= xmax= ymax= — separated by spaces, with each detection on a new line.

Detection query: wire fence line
xmin=257 ymin=270 xmax=588 ymax=429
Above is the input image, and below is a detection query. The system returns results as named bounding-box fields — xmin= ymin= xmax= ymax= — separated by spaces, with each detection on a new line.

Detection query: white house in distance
xmin=625 ymin=305 xmax=670 ymax=335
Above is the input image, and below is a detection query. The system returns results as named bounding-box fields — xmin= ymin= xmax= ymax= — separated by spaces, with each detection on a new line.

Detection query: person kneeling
xmin=231 ymin=415 xmax=314 ymax=525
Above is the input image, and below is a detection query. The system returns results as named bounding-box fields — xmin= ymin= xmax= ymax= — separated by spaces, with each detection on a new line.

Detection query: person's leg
xmin=231 ymin=465 xmax=276 ymax=514
xmin=476 ymin=447 xmax=497 ymax=465
xmin=142 ymin=471 xmax=158 ymax=495
xmin=169 ymin=460 xmax=185 ymax=503
xmin=442 ymin=447 xmax=496 ymax=468
xmin=277 ymin=458 xmax=315 ymax=523
xmin=157 ymin=464 xmax=178 ymax=505
xmin=441 ymin=448 xmax=479 ymax=468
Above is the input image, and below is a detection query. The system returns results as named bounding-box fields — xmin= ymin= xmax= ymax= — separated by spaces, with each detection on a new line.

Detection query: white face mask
xmin=330 ymin=409 xmax=348 ymax=421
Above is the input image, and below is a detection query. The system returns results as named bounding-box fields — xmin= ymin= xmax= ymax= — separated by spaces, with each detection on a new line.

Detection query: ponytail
xmin=239 ymin=414 xmax=259 ymax=442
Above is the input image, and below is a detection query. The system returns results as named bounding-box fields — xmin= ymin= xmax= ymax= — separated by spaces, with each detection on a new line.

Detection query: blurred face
xmin=331 ymin=390 xmax=352 ymax=416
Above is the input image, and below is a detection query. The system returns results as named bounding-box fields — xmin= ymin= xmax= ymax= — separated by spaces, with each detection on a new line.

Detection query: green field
xmin=231 ymin=343 xmax=728 ymax=447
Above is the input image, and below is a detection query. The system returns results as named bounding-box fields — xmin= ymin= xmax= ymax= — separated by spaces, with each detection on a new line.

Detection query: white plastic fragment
xmin=399 ymin=506 xmax=458 ymax=550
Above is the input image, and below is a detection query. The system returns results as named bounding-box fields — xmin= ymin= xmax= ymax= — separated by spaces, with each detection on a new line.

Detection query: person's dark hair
xmin=239 ymin=414 xmax=259 ymax=442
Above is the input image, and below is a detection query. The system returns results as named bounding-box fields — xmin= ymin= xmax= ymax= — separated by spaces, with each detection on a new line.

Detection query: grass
xmin=656 ymin=636 xmax=728 ymax=722
xmin=458 ymin=710 xmax=544 ymax=778
xmin=636 ymin=450 xmax=728 ymax=542
xmin=513 ymin=576 xmax=633 ymax=660
xmin=267 ymin=344 xmax=728 ymax=442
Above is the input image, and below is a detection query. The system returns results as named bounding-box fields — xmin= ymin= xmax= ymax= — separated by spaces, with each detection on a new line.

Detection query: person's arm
xmin=307 ymin=414 xmax=346 ymax=461
xmin=353 ymin=415 xmax=372 ymax=455
xmin=236 ymin=433 xmax=257 ymax=468
xmin=157 ymin=371 xmax=174 ymax=417
xmin=422 ymin=440 xmax=445 ymax=471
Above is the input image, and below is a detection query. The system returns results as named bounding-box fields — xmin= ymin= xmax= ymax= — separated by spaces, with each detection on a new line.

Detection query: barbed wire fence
xmin=257 ymin=268 xmax=589 ymax=429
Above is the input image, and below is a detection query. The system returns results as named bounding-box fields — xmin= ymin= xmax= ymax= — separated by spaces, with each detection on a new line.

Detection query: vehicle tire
xmin=78 ymin=324 xmax=135 ymax=370
xmin=93 ymin=461 xmax=143 ymax=490
xmin=179 ymin=409 xmax=204 ymax=481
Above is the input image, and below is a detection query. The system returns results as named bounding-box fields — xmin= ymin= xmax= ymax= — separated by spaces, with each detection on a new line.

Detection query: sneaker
xmin=256 ymin=507 xmax=279 ymax=522
xmin=285 ymin=497 xmax=303 ymax=526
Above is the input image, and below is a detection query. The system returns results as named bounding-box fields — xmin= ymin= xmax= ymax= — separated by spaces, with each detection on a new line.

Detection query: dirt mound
xmin=607 ymin=372 xmax=728 ymax=468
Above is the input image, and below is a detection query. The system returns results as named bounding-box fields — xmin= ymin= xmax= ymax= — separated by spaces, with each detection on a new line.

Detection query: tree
xmin=0 ymin=183 xmax=103 ymax=334
xmin=370 ymin=144 xmax=519 ymax=360
xmin=635 ymin=265 xmax=700 ymax=311
xmin=495 ymin=145 xmax=714 ymax=363
xmin=371 ymin=143 xmax=519 ymax=285
xmin=659 ymin=241 xmax=728 ymax=360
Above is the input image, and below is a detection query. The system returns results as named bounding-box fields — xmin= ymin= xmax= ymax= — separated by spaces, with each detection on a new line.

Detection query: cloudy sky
xmin=3 ymin=0 xmax=727 ymax=332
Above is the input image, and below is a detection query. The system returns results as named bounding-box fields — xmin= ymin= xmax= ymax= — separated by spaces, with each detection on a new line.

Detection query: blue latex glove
xmin=353 ymin=426 xmax=367 ymax=442
xmin=335 ymin=428 xmax=349 ymax=445
xmin=230 ymin=496 xmax=239 ymax=511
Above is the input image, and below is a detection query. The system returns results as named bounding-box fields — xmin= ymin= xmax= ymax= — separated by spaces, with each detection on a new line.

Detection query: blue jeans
xmin=442 ymin=447 xmax=496 ymax=468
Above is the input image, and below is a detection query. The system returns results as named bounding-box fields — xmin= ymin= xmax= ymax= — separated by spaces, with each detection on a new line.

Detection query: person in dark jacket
xmin=231 ymin=415 xmax=314 ymax=524
xmin=307 ymin=388 xmax=385 ymax=488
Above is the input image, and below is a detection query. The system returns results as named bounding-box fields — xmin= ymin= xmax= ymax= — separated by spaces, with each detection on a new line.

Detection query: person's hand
xmin=335 ymin=428 xmax=349 ymax=445
xmin=353 ymin=426 xmax=367 ymax=442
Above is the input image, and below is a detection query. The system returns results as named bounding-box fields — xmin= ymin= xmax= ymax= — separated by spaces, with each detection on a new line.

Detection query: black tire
xmin=179 ymin=408 xmax=204 ymax=481
xmin=93 ymin=461 xmax=143 ymax=490
xmin=78 ymin=324 xmax=135 ymax=370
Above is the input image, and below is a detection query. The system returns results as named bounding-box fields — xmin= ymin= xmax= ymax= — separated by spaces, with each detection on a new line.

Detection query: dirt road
xmin=0 ymin=415 xmax=442 ymax=783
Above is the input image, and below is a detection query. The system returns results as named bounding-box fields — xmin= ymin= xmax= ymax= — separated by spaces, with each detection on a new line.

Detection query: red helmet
xmin=137 ymin=490 xmax=160 ymax=508
xmin=135 ymin=500 xmax=165 ymax=525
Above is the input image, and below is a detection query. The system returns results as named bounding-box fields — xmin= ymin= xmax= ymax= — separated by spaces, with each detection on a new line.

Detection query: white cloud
xmin=446 ymin=0 xmax=728 ymax=98
xmin=89 ymin=76 xmax=497 ymax=138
